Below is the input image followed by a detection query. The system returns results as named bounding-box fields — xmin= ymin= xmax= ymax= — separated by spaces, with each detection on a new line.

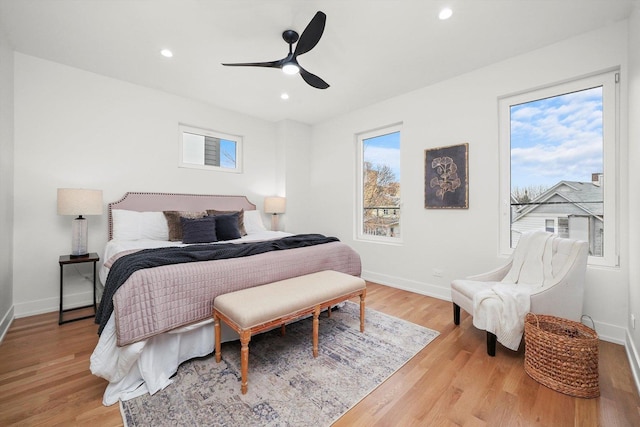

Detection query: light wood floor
xmin=1 ymin=282 xmax=639 ymax=426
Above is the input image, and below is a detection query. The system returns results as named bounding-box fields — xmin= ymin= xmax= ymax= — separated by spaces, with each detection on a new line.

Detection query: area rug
xmin=120 ymin=301 xmax=439 ymax=427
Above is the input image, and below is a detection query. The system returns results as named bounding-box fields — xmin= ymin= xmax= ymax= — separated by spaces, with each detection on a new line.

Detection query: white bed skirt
xmin=90 ymin=314 xmax=239 ymax=406
xmin=90 ymin=304 xmax=343 ymax=406
xmin=92 ymin=231 xmax=293 ymax=405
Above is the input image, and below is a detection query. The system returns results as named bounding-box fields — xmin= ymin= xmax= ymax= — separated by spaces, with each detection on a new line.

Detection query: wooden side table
xmin=59 ymin=253 xmax=99 ymax=325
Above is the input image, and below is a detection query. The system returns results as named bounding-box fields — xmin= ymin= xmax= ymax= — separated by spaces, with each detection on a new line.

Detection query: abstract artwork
xmin=425 ymin=143 xmax=469 ymax=209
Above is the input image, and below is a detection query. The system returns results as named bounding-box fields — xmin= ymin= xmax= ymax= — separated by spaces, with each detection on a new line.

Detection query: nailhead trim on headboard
xmin=108 ymin=192 xmax=257 ymax=240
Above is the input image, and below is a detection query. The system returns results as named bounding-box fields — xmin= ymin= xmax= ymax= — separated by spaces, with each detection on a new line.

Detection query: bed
xmin=89 ymin=192 xmax=362 ymax=405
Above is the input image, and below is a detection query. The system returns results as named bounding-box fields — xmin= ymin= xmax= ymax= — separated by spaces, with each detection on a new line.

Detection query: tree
xmin=511 ymin=185 xmax=548 ymax=204
xmin=364 ymin=162 xmax=398 ymax=206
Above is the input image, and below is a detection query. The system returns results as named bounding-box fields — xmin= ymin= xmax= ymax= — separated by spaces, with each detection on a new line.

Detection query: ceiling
xmin=0 ymin=0 xmax=637 ymax=125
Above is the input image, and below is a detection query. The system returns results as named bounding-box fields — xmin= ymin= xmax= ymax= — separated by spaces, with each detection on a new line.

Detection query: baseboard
xmin=362 ymin=270 xmax=626 ymax=346
xmin=626 ymin=332 xmax=640 ymax=397
xmin=361 ymin=270 xmax=451 ymax=301
xmin=0 ymin=305 xmax=14 ymax=344
xmin=13 ymin=290 xmax=94 ymax=318
xmin=591 ymin=319 xmax=626 ymax=345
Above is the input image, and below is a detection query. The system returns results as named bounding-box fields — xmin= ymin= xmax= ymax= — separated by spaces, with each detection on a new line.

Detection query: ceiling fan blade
xmin=221 ymin=59 xmax=283 ymax=68
xmin=299 ymin=66 xmax=330 ymax=89
xmin=293 ymin=11 xmax=326 ymax=57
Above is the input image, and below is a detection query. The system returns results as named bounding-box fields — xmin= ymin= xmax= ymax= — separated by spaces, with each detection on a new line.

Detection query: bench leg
xmin=360 ymin=290 xmax=366 ymax=332
xmin=240 ymin=330 xmax=251 ymax=394
xmin=214 ymin=311 xmax=221 ymax=363
xmin=313 ymin=305 xmax=320 ymax=357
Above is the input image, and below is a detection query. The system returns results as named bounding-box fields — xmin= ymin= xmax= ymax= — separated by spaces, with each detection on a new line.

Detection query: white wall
xmin=275 ymin=119 xmax=312 ymax=233
xmin=0 ymin=22 xmax=14 ymax=340
xmin=12 ymin=53 xmax=281 ymax=316
xmin=626 ymin=4 xmax=640 ymax=390
xmin=307 ymin=22 xmax=631 ymax=343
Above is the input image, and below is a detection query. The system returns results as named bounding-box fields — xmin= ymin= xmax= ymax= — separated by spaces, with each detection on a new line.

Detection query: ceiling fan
xmin=222 ymin=11 xmax=330 ymax=89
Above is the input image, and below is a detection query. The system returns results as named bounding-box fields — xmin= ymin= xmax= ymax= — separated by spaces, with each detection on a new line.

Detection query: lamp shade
xmin=264 ymin=196 xmax=286 ymax=214
xmin=57 ymin=188 xmax=103 ymax=216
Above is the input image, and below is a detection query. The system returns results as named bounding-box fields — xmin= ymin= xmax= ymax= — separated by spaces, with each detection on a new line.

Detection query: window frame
xmin=355 ymin=123 xmax=403 ymax=244
xmin=498 ymin=71 xmax=618 ymax=267
xmin=178 ymin=124 xmax=243 ymax=173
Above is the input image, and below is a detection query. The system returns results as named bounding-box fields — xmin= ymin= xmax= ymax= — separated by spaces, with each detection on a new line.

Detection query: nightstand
xmin=59 ymin=252 xmax=99 ymax=325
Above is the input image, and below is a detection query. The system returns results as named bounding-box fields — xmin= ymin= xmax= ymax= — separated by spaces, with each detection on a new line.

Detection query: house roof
xmin=513 ymin=180 xmax=603 ymax=221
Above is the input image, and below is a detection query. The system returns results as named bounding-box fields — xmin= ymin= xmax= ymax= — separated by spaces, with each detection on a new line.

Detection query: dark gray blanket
xmin=95 ymin=234 xmax=338 ymax=334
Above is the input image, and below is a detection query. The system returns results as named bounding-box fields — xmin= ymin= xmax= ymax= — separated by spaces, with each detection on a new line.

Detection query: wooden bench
xmin=213 ymin=270 xmax=366 ymax=394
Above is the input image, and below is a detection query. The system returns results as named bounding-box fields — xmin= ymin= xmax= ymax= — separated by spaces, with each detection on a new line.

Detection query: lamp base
xmin=71 ymin=216 xmax=89 ymax=257
xmin=70 ymin=253 xmax=90 ymax=259
xmin=271 ymin=214 xmax=280 ymax=231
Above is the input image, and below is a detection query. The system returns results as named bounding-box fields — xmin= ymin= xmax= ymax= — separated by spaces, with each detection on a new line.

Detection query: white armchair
xmin=451 ymin=231 xmax=589 ymax=356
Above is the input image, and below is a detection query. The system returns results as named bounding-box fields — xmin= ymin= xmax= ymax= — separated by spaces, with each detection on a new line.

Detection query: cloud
xmin=364 ymin=145 xmax=401 ymax=180
xmin=510 ymin=87 xmax=603 ymax=188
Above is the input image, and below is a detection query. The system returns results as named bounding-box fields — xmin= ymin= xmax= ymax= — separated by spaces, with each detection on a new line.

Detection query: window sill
xmin=355 ymin=235 xmax=403 ymax=246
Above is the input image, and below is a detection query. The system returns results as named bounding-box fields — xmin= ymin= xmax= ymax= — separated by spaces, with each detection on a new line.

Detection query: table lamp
xmin=264 ymin=196 xmax=286 ymax=231
xmin=57 ymin=188 xmax=103 ymax=257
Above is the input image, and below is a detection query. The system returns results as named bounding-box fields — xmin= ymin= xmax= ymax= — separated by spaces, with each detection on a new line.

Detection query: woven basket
xmin=524 ymin=313 xmax=599 ymax=398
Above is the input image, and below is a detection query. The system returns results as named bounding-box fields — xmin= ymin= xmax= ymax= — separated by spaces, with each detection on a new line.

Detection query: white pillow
xmin=112 ymin=209 xmax=169 ymax=240
xmin=243 ymin=209 xmax=267 ymax=234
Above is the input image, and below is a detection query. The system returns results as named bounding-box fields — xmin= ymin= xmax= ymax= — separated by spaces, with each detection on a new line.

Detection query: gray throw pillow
xmin=212 ymin=212 xmax=242 ymax=241
xmin=180 ymin=216 xmax=218 ymax=244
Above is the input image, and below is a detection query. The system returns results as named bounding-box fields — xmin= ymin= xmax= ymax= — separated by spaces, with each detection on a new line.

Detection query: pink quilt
xmin=110 ymin=241 xmax=361 ymax=346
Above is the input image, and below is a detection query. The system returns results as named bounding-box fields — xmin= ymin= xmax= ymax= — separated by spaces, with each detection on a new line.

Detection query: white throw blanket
xmin=473 ymin=231 xmax=554 ymax=351
xmin=472 ymin=283 xmax=533 ymax=350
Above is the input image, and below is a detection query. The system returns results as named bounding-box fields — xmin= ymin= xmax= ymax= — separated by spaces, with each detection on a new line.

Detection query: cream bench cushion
xmin=214 ymin=270 xmax=366 ymax=329
xmin=213 ymin=270 xmax=366 ymax=394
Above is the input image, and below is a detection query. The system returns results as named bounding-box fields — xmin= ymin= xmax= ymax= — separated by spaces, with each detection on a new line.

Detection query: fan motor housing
xmin=282 ymin=30 xmax=299 ymax=44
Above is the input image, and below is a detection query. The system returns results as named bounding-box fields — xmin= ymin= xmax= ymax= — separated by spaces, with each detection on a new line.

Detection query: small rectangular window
xmin=356 ymin=124 xmax=402 ymax=242
xmin=558 ymin=218 xmax=569 ymax=238
xmin=545 ymin=219 xmax=555 ymax=233
xmin=179 ymin=124 xmax=242 ymax=173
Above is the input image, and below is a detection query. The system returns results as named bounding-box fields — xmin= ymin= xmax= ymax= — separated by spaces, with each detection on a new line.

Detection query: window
xmin=545 ymin=219 xmax=555 ymax=233
xmin=499 ymin=71 xmax=618 ymax=266
xmin=558 ymin=218 xmax=569 ymax=238
xmin=179 ymin=124 xmax=242 ymax=173
xmin=356 ymin=124 xmax=402 ymax=242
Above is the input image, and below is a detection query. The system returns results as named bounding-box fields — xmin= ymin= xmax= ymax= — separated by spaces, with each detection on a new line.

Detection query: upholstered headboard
xmin=108 ymin=192 xmax=256 ymax=240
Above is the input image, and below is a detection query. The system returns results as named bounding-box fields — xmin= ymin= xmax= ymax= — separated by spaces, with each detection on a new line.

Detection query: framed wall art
xmin=424 ymin=143 xmax=468 ymax=209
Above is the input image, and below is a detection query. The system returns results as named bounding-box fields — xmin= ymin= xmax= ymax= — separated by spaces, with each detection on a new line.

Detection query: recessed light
xmin=280 ymin=93 xmax=289 ymax=100
xmin=439 ymin=8 xmax=453 ymax=20
xmin=160 ymin=49 xmax=173 ymax=58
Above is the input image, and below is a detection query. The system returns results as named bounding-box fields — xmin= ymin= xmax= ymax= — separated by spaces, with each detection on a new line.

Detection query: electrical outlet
xmin=432 ymin=268 xmax=443 ymax=278
xmin=632 ymin=314 xmax=636 ymax=329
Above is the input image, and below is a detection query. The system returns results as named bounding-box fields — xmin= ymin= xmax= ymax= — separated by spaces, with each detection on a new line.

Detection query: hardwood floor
xmin=1 ymin=282 xmax=638 ymax=426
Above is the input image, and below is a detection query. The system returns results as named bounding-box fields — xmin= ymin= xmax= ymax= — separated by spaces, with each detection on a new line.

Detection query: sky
xmin=363 ymin=131 xmax=401 ymax=180
xmin=510 ymin=86 xmax=603 ymax=190
xmin=220 ymin=139 xmax=237 ymax=168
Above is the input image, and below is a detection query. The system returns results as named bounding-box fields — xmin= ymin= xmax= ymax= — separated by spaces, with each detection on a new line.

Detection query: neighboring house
xmin=364 ymin=206 xmax=400 ymax=237
xmin=363 ymin=166 xmax=401 ymax=237
xmin=510 ymin=194 xmax=520 ymax=220
xmin=511 ymin=174 xmax=604 ymax=256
